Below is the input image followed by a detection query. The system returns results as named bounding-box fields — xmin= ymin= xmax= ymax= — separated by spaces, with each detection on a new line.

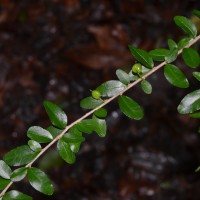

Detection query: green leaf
xmin=43 ymin=101 xmax=67 ymax=129
xmin=76 ymin=119 xmax=94 ymax=134
xmin=177 ymin=37 xmax=192 ymax=49
xmin=149 ymin=49 xmax=170 ymax=61
xmin=116 ymin=69 xmax=130 ymax=85
xmin=128 ymin=45 xmax=154 ymax=68
xmin=28 ymin=140 xmax=42 ymax=152
xmin=27 ymin=126 xmax=53 ymax=143
xmin=189 ymin=112 xmax=200 ymax=118
xmin=94 ymin=108 xmax=107 ymax=118
xmin=182 ymin=48 xmax=200 ymax=68
xmin=80 ymin=97 xmax=104 ymax=109
xmin=3 ymin=145 xmax=38 ymax=166
xmin=62 ymin=127 xmax=85 ymax=143
xmin=195 ymin=166 xmax=200 ymax=172
xmin=28 ymin=167 xmax=54 ymax=195
xmin=129 ymin=70 xmax=139 ymax=81
xmin=0 ymin=160 xmax=12 ymax=179
xmin=96 ymin=80 xmax=126 ymax=97
xmin=92 ymin=115 xmax=107 ymax=137
xmin=10 ymin=168 xmax=27 ymax=182
xmin=69 ymin=142 xmax=82 ymax=153
xmin=164 ymin=64 xmax=189 ymax=88
xmin=141 ymin=80 xmax=152 ymax=94
xmin=3 ymin=190 xmax=32 ymax=200
xmin=174 ymin=16 xmax=197 ymax=38
xmin=47 ymin=126 xmax=63 ymax=138
xmin=118 ymin=95 xmax=144 ymax=120
xmin=57 ymin=139 xmax=76 ymax=164
xmin=178 ymin=89 xmax=200 ymax=114
xmin=0 ymin=177 xmax=10 ymax=190
xmin=165 ymin=48 xmax=179 ymax=63
xmin=193 ymin=72 xmax=200 ymax=81
xmin=192 ymin=9 xmax=200 ymax=18
xmin=168 ymin=39 xmax=178 ymax=50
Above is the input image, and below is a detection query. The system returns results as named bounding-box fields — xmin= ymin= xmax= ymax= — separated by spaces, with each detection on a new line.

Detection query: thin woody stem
xmin=1 ymin=34 xmax=200 ymax=197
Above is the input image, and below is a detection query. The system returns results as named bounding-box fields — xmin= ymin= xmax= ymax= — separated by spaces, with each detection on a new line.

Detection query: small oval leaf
xmin=3 ymin=190 xmax=32 ymax=200
xmin=28 ymin=140 xmax=42 ymax=152
xmin=178 ymin=37 xmax=192 ymax=49
xmin=3 ymin=145 xmax=38 ymax=167
xmin=92 ymin=115 xmax=107 ymax=137
xmin=28 ymin=167 xmax=54 ymax=195
xmin=193 ymin=72 xmax=200 ymax=81
xmin=165 ymin=48 xmax=179 ymax=63
xmin=149 ymin=49 xmax=170 ymax=61
xmin=164 ymin=64 xmax=189 ymax=88
xmin=27 ymin=126 xmax=53 ymax=143
xmin=174 ymin=16 xmax=197 ymax=38
xmin=192 ymin=9 xmax=200 ymax=19
xmin=0 ymin=177 xmax=10 ymax=190
xmin=128 ymin=45 xmax=154 ymax=68
xmin=116 ymin=69 xmax=130 ymax=85
xmin=47 ymin=126 xmax=63 ymax=139
xmin=168 ymin=39 xmax=178 ymax=50
xmin=57 ymin=139 xmax=76 ymax=164
xmin=178 ymin=89 xmax=200 ymax=114
xmin=182 ymin=48 xmax=200 ymax=68
xmin=80 ymin=97 xmax=104 ymax=109
xmin=0 ymin=160 xmax=12 ymax=179
xmin=118 ymin=95 xmax=144 ymax=120
xmin=62 ymin=127 xmax=85 ymax=143
xmin=141 ymin=80 xmax=152 ymax=94
xmin=43 ymin=101 xmax=67 ymax=129
xmin=94 ymin=108 xmax=107 ymax=118
xmin=10 ymin=168 xmax=27 ymax=182
xmin=96 ymin=80 xmax=126 ymax=97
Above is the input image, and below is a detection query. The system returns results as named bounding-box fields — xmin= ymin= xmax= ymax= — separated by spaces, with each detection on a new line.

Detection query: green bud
xmin=132 ymin=63 xmax=142 ymax=74
xmin=91 ymin=90 xmax=101 ymax=99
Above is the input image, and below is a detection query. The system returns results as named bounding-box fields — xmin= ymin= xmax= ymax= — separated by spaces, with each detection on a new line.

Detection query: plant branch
xmin=1 ymin=34 xmax=200 ymax=197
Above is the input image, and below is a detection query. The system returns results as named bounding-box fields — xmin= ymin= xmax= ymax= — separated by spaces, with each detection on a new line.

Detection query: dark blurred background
xmin=0 ymin=0 xmax=200 ymax=199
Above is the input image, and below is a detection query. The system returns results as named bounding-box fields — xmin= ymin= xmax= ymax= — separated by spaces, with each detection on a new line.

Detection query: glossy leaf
xmin=178 ymin=37 xmax=192 ymax=49
xmin=118 ymin=95 xmax=144 ymax=120
xmin=0 ymin=160 xmax=12 ymax=179
xmin=193 ymin=72 xmax=200 ymax=81
xmin=57 ymin=139 xmax=76 ymax=164
xmin=3 ymin=145 xmax=38 ymax=166
xmin=3 ymin=190 xmax=32 ymax=200
xmin=0 ymin=177 xmax=10 ymax=190
xmin=141 ymin=80 xmax=152 ymax=94
xmin=174 ymin=16 xmax=197 ymax=38
xmin=149 ymin=49 xmax=170 ymax=61
xmin=94 ymin=108 xmax=107 ymax=118
xmin=80 ymin=97 xmax=104 ymax=109
xmin=47 ymin=126 xmax=62 ymax=138
xmin=28 ymin=167 xmax=54 ymax=195
xmin=116 ymin=69 xmax=130 ymax=85
xmin=27 ymin=126 xmax=53 ymax=143
xmin=69 ymin=142 xmax=82 ymax=153
xmin=189 ymin=112 xmax=200 ymax=118
xmin=10 ymin=168 xmax=27 ymax=182
xmin=168 ymin=39 xmax=178 ymax=50
xmin=62 ymin=127 xmax=85 ymax=143
xmin=164 ymin=64 xmax=189 ymax=88
xmin=77 ymin=119 xmax=94 ymax=134
xmin=96 ymin=80 xmax=126 ymax=97
xmin=128 ymin=45 xmax=154 ymax=68
xmin=28 ymin=140 xmax=42 ymax=152
xmin=178 ymin=89 xmax=200 ymax=114
xmin=165 ymin=48 xmax=178 ymax=63
xmin=182 ymin=48 xmax=200 ymax=68
xmin=192 ymin=9 xmax=200 ymax=18
xmin=43 ymin=101 xmax=67 ymax=129
xmin=92 ymin=115 xmax=107 ymax=137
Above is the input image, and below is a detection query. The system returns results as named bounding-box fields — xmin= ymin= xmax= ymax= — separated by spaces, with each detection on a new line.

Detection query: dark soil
xmin=0 ymin=0 xmax=200 ymax=199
